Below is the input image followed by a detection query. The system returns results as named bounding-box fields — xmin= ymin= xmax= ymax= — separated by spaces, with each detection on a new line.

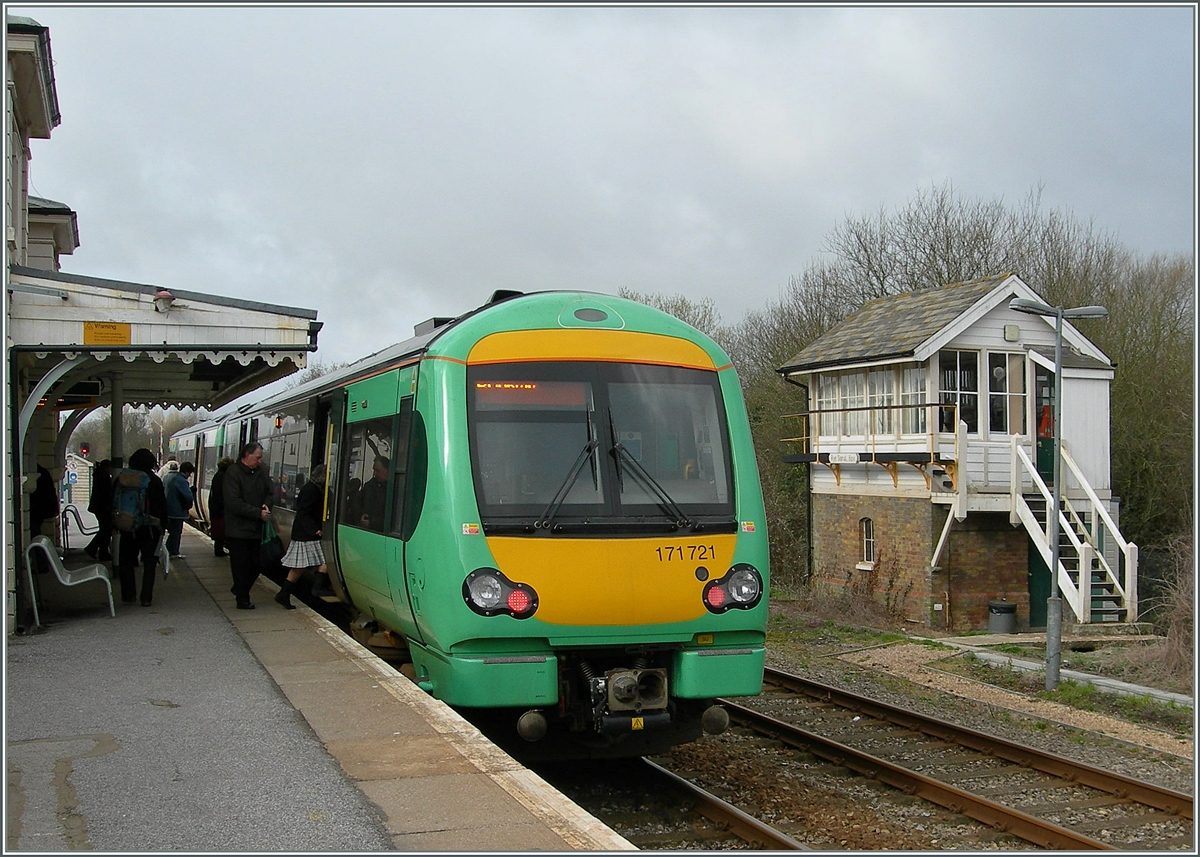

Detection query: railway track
xmin=720 ymin=667 xmax=1193 ymax=850
xmin=314 ymin=588 xmax=1191 ymax=849
xmin=537 ymin=757 xmax=807 ymax=850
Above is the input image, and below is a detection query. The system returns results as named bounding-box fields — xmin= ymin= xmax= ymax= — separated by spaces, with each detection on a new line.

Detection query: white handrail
xmin=1060 ymin=446 xmax=1138 ymax=619
xmin=1060 ymin=447 xmax=1131 ymax=551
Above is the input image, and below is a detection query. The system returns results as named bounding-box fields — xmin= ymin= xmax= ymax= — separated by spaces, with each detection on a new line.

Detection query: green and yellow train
xmin=171 ymin=290 xmax=768 ymax=757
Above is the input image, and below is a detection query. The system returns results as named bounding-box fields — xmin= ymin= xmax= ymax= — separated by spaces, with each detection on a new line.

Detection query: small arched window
xmin=860 ymin=517 xmax=875 ymax=565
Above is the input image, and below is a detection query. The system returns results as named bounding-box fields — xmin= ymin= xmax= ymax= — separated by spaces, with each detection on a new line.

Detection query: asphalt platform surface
xmin=6 ymin=521 xmax=631 ymax=852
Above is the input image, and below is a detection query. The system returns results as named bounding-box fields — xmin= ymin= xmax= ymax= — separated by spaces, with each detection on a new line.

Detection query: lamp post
xmin=1009 ymin=297 xmax=1108 ymax=691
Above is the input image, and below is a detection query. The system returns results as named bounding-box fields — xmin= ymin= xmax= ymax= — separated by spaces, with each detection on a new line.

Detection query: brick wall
xmin=944 ymin=512 xmax=1029 ymax=632
xmin=812 ymin=494 xmax=1030 ymax=632
xmin=811 ymin=494 xmax=937 ymax=625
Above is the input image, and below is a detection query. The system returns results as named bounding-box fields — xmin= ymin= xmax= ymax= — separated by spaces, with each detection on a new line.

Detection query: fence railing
xmin=781 ymin=401 xmax=962 ymax=461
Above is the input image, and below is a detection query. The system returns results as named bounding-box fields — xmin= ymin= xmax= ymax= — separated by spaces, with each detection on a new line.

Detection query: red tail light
xmin=704 ymin=586 xmax=727 ymax=609
xmin=507 ymin=588 xmax=532 ymax=613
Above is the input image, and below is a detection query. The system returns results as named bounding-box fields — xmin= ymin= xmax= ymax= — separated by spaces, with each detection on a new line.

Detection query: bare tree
xmin=285 ymin=360 xmax=351 ymax=390
xmin=70 ymin=406 xmax=207 ymax=463
xmin=726 ymin=179 xmax=1192 ymax=573
xmin=617 ymin=289 xmax=725 ymax=342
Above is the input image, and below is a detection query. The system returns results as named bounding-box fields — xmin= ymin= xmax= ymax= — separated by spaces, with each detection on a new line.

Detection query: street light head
xmin=1009 ymin=298 xmax=1109 ymax=320
xmin=1008 ymin=298 xmax=1054 ymax=316
xmin=1062 ymin=306 xmax=1109 ymax=320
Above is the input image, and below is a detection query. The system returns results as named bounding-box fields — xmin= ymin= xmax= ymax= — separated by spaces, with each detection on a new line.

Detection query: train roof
xmin=177 ymin=289 xmax=728 ymax=435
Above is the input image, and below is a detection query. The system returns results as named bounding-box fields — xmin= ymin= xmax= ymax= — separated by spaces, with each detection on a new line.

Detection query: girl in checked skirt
xmin=276 ymin=464 xmax=329 ymax=609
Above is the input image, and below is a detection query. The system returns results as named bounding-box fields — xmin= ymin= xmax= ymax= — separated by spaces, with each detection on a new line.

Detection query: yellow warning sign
xmin=83 ymin=322 xmax=131 ymax=345
xmin=631 ymin=717 xmax=644 ymax=731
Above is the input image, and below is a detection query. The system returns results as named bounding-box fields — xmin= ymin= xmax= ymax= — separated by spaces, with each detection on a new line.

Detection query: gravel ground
xmin=762 ymin=625 xmax=1194 ymax=796
xmin=650 ymin=614 xmax=1195 ymax=850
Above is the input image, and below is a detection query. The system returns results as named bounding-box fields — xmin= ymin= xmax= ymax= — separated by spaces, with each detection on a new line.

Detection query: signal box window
xmin=939 ymin=350 xmax=978 ymax=433
xmin=988 ymin=353 xmax=1026 ymax=435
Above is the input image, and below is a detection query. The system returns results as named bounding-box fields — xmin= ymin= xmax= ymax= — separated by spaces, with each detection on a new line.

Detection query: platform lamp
xmin=1009 ymin=297 xmax=1108 ymax=691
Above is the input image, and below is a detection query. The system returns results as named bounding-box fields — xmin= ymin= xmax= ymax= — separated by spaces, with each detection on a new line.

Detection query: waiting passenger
xmin=275 ymin=464 xmax=329 ymax=609
xmin=209 ymin=457 xmax=233 ymax=557
xmin=29 ymin=464 xmax=58 ymax=540
xmin=356 ymin=456 xmax=389 ymax=532
xmin=163 ymin=461 xmax=195 ymax=558
xmin=157 ymin=456 xmax=178 ymax=480
xmin=84 ymin=459 xmax=113 ymax=561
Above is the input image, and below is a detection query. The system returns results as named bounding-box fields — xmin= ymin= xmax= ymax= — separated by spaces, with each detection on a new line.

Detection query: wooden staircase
xmin=1011 ymin=437 xmax=1138 ymax=624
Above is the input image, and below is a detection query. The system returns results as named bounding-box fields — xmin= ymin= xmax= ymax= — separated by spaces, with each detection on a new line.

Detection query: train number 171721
xmin=655 ymin=544 xmax=717 ymax=562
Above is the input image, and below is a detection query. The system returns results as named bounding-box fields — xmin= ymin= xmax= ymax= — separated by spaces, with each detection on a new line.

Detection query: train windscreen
xmin=468 ymin=362 xmax=734 ymax=529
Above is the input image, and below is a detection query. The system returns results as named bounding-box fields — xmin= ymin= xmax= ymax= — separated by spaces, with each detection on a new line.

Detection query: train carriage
xmin=173 ymin=291 xmax=769 ymax=757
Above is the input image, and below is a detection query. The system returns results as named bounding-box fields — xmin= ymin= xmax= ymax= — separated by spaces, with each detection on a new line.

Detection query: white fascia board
xmin=1027 ymin=348 xmax=1115 ymax=379
xmin=784 ymin=354 xmax=919 ymax=383
xmin=914 ymin=275 xmax=1111 ymax=366
xmin=6 ymin=33 xmax=55 ymax=138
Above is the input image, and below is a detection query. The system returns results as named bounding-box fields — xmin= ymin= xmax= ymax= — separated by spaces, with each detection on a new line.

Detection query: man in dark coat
xmin=85 ymin=459 xmax=113 ymax=560
xmin=29 ymin=464 xmax=58 ymax=540
xmin=224 ymin=442 xmax=273 ymax=609
xmin=209 ymin=457 xmax=233 ymax=557
xmin=355 ymin=456 xmax=390 ymax=532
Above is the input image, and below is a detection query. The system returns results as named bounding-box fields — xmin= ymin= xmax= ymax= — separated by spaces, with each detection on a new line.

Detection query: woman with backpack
xmin=115 ymin=448 xmax=168 ymax=607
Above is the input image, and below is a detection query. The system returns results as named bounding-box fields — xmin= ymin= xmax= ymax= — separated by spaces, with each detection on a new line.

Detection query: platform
xmin=5 ymin=524 xmax=634 ymax=851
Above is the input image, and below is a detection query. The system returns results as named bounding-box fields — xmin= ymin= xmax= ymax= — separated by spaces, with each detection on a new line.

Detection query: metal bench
xmin=25 ymin=535 xmax=115 ymax=620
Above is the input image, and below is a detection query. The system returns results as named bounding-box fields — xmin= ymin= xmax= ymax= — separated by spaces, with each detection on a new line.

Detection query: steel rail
xmin=762 ymin=666 xmax=1193 ymax=820
xmin=721 ymin=698 xmax=1115 ymax=850
xmin=640 ymin=757 xmax=809 ymax=850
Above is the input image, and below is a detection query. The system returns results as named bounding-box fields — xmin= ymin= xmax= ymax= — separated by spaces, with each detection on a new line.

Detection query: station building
xmin=5 ymin=14 xmax=321 ymax=635
xmin=777 ymin=274 xmax=1137 ymax=632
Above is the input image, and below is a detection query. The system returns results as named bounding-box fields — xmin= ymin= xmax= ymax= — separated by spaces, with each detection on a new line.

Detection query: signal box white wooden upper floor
xmin=776 ymin=273 xmax=1115 ymax=516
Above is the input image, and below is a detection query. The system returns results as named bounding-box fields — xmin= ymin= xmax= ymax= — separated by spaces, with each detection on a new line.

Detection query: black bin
xmin=987 ymin=599 xmax=1017 ymax=634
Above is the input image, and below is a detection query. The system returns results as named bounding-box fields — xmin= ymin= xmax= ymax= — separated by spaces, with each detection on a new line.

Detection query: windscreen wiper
xmin=535 ymin=438 xmax=600 ymax=530
xmin=609 ymin=413 xmax=692 ymax=529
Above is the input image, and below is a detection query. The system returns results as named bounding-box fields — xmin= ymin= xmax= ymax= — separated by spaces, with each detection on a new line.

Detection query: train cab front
xmin=425 ymin=315 xmax=769 ymax=758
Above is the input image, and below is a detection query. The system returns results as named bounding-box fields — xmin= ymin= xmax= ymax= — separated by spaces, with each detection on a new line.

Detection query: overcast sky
xmin=11 ymin=4 xmax=1196 ymax=371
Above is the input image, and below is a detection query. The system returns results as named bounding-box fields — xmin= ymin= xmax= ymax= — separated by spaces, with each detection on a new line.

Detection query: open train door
xmin=329 ymin=368 xmax=422 ymax=650
xmin=311 ymin=391 xmax=348 ymax=601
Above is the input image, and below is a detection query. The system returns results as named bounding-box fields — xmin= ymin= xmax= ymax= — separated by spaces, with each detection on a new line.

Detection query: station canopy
xmin=7 ymin=266 xmax=321 ymax=411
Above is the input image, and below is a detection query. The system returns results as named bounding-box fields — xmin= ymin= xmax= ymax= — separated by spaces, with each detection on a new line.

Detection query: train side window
xmin=389 ymin=399 xmax=414 ymax=537
xmin=339 ymin=417 xmax=394 ymax=532
xmin=399 ymin=409 xmax=427 ymax=541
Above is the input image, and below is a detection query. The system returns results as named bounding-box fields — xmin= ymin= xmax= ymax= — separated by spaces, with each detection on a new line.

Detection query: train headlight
xmin=463 ymin=568 xmax=539 ymax=619
xmin=728 ymin=567 xmax=761 ymax=603
xmin=468 ymin=574 xmax=504 ymax=609
xmin=702 ymin=563 xmax=763 ymax=613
